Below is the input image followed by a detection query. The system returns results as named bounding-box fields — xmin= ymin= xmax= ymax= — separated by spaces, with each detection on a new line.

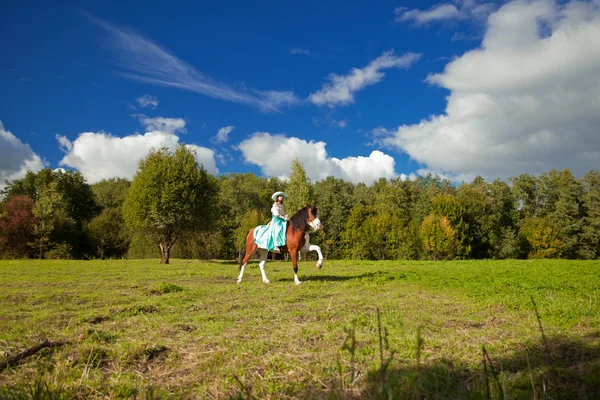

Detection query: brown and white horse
xmin=237 ymin=204 xmax=323 ymax=285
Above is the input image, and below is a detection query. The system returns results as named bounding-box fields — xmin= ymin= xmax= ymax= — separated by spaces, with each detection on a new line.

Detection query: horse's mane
xmin=289 ymin=206 xmax=315 ymax=232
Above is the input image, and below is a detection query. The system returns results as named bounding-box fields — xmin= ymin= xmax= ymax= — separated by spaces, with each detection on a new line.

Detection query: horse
xmin=237 ymin=204 xmax=323 ymax=285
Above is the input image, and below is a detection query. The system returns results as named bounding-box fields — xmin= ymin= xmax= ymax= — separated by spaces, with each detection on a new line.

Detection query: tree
xmin=286 ymin=158 xmax=313 ymax=215
xmin=314 ymin=176 xmax=354 ymax=258
xmin=520 ymin=217 xmax=565 ymax=259
xmin=580 ymin=170 xmax=600 ymax=259
xmin=91 ymin=178 xmax=131 ymax=210
xmin=86 ymin=208 xmax=130 ymax=259
xmin=420 ymin=214 xmax=458 ymax=260
xmin=547 ymin=169 xmax=583 ymax=258
xmin=431 ymin=194 xmax=470 ymax=258
xmin=342 ymin=205 xmax=378 ymax=259
xmin=0 ymin=195 xmax=36 ymax=258
xmin=122 ymin=145 xmax=219 ymax=264
xmin=3 ymin=168 xmax=99 ymax=258
xmin=235 ymin=209 xmax=266 ymax=258
xmin=30 ymin=182 xmax=74 ymax=259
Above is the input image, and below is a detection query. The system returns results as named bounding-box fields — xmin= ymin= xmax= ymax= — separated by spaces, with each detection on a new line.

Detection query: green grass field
xmin=1 ymin=259 xmax=599 ymax=399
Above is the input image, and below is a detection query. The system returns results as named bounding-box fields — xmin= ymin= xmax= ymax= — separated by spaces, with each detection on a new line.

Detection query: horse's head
xmin=306 ymin=204 xmax=322 ymax=231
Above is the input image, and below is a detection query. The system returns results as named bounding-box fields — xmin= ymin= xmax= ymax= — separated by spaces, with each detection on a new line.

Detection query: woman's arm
xmin=271 ymin=204 xmax=287 ymax=219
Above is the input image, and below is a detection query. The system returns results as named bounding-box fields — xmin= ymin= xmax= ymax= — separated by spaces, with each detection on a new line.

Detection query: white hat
xmin=271 ymin=191 xmax=288 ymax=200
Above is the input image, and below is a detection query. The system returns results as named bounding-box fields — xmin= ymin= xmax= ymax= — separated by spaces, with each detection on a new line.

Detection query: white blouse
xmin=271 ymin=203 xmax=287 ymax=218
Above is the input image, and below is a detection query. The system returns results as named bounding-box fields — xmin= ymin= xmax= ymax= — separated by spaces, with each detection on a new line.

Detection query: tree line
xmin=1 ymin=145 xmax=599 ymax=262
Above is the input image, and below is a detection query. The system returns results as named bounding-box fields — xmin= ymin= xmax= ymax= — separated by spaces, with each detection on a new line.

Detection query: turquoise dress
xmin=254 ymin=203 xmax=287 ymax=250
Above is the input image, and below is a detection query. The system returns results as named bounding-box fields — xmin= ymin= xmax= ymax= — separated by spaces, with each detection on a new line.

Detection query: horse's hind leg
xmin=238 ymin=231 xmax=258 ymax=284
xmin=258 ymin=249 xmax=270 ymax=283
xmin=290 ymin=250 xmax=301 ymax=285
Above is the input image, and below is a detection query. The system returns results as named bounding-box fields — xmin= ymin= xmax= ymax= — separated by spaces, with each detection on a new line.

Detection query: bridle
xmin=288 ymin=210 xmax=318 ymax=233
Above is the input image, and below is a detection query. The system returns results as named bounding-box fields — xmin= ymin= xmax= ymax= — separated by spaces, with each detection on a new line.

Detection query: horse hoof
xmin=316 ymin=262 xmax=322 ymax=269
xmin=263 ymin=280 xmax=271 ymax=284
xmin=237 ymin=279 xmax=242 ymax=284
xmin=295 ymin=280 xmax=302 ymax=285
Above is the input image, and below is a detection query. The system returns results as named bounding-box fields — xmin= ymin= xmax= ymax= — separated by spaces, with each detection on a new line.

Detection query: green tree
xmin=4 ymin=168 xmax=99 ymax=257
xmin=92 ymin=178 xmax=131 ymax=210
xmin=31 ymin=182 xmax=74 ymax=259
xmin=235 ymin=209 xmax=266 ymax=258
xmin=342 ymin=205 xmax=379 ymax=259
xmin=86 ymin=208 xmax=130 ymax=259
xmin=520 ymin=217 xmax=565 ymax=259
xmin=510 ymin=173 xmax=542 ymax=219
xmin=580 ymin=170 xmax=600 ymax=259
xmin=431 ymin=194 xmax=470 ymax=258
xmin=420 ymin=213 xmax=458 ymax=260
xmin=547 ymin=169 xmax=583 ymax=258
xmin=314 ymin=176 xmax=354 ymax=258
xmin=286 ymin=158 xmax=313 ymax=215
xmin=123 ymin=145 xmax=219 ymax=264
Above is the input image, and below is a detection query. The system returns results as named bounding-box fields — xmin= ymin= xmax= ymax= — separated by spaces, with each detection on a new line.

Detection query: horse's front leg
xmin=303 ymin=233 xmax=324 ymax=269
xmin=290 ymin=249 xmax=301 ymax=285
xmin=309 ymin=244 xmax=324 ymax=269
xmin=258 ymin=249 xmax=270 ymax=283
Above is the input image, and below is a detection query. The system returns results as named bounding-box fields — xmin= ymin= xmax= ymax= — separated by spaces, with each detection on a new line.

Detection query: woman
xmin=254 ymin=191 xmax=289 ymax=252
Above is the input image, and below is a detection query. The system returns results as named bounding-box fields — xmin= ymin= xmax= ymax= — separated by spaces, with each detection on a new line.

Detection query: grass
xmin=0 ymin=259 xmax=599 ymax=399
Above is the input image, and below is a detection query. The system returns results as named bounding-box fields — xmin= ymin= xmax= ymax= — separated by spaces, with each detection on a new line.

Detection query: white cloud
xmin=380 ymin=0 xmax=600 ymax=181
xmin=212 ymin=126 xmax=234 ymax=144
xmin=58 ymin=117 xmax=218 ymax=183
xmin=254 ymin=90 xmax=302 ymax=109
xmin=289 ymin=48 xmax=313 ymax=56
xmin=238 ymin=132 xmax=398 ymax=184
xmin=395 ymin=0 xmax=495 ymax=25
xmin=135 ymin=115 xmax=186 ymax=134
xmin=136 ymin=94 xmax=159 ymax=108
xmin=0 ymin=121 xmax=46 ymax=191
xmin=396 ymin=4 xmax=461 ymax=24
xmin=89 ymin=15 xmax=295 ymax=113
xmin=309 ymin=51 xmax=421 ymax=107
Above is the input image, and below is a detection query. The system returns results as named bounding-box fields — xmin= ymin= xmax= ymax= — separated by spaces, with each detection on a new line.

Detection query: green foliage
xmin=44 ymin=242 xmax=73 ymax=260
xmin=31 ymin=182 xmax=75 ymax=259
xmin=420 ymin=213 xmax=458 ymax=260
xmin=286 ymin=158 xmax=313 ymax=214
xmin=85 ymin=208 xmax=130 ymax=259
xmin=91 ymin=178 xmax=131 ymax=209
xmin=314 ymin=177 xmax=354 ymax=258
xmin=235 ymin=210 xmax=266 ymax=250
xmin=5 ymin=163 xmax=600 ymax=261
xmin=431 ymin=194 xmax=470 ymax=258
xmin=122 ymin=145 xmax=219 ymax=263
xmin=520 ymin=217 xmax=566 ymax=259
xmin=580 ymin=170 xmax=600 ymax=259
xmin=343 ymin=205 xmax=377 ymax=259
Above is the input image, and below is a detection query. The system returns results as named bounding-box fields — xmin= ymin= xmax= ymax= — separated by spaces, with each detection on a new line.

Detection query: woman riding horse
xmin=237 ymin=196 xmax=323 ymax=285
xmin=253 ymin=191 xmax=288 ymax=252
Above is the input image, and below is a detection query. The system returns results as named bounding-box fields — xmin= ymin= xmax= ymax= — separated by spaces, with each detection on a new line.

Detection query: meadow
xmin=0 ymin=259 xmax=599 ymax=399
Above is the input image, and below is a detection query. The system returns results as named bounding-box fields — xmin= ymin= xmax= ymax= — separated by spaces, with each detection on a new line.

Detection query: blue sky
xmin=2 ymin=0 xmax=600 ymax=187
